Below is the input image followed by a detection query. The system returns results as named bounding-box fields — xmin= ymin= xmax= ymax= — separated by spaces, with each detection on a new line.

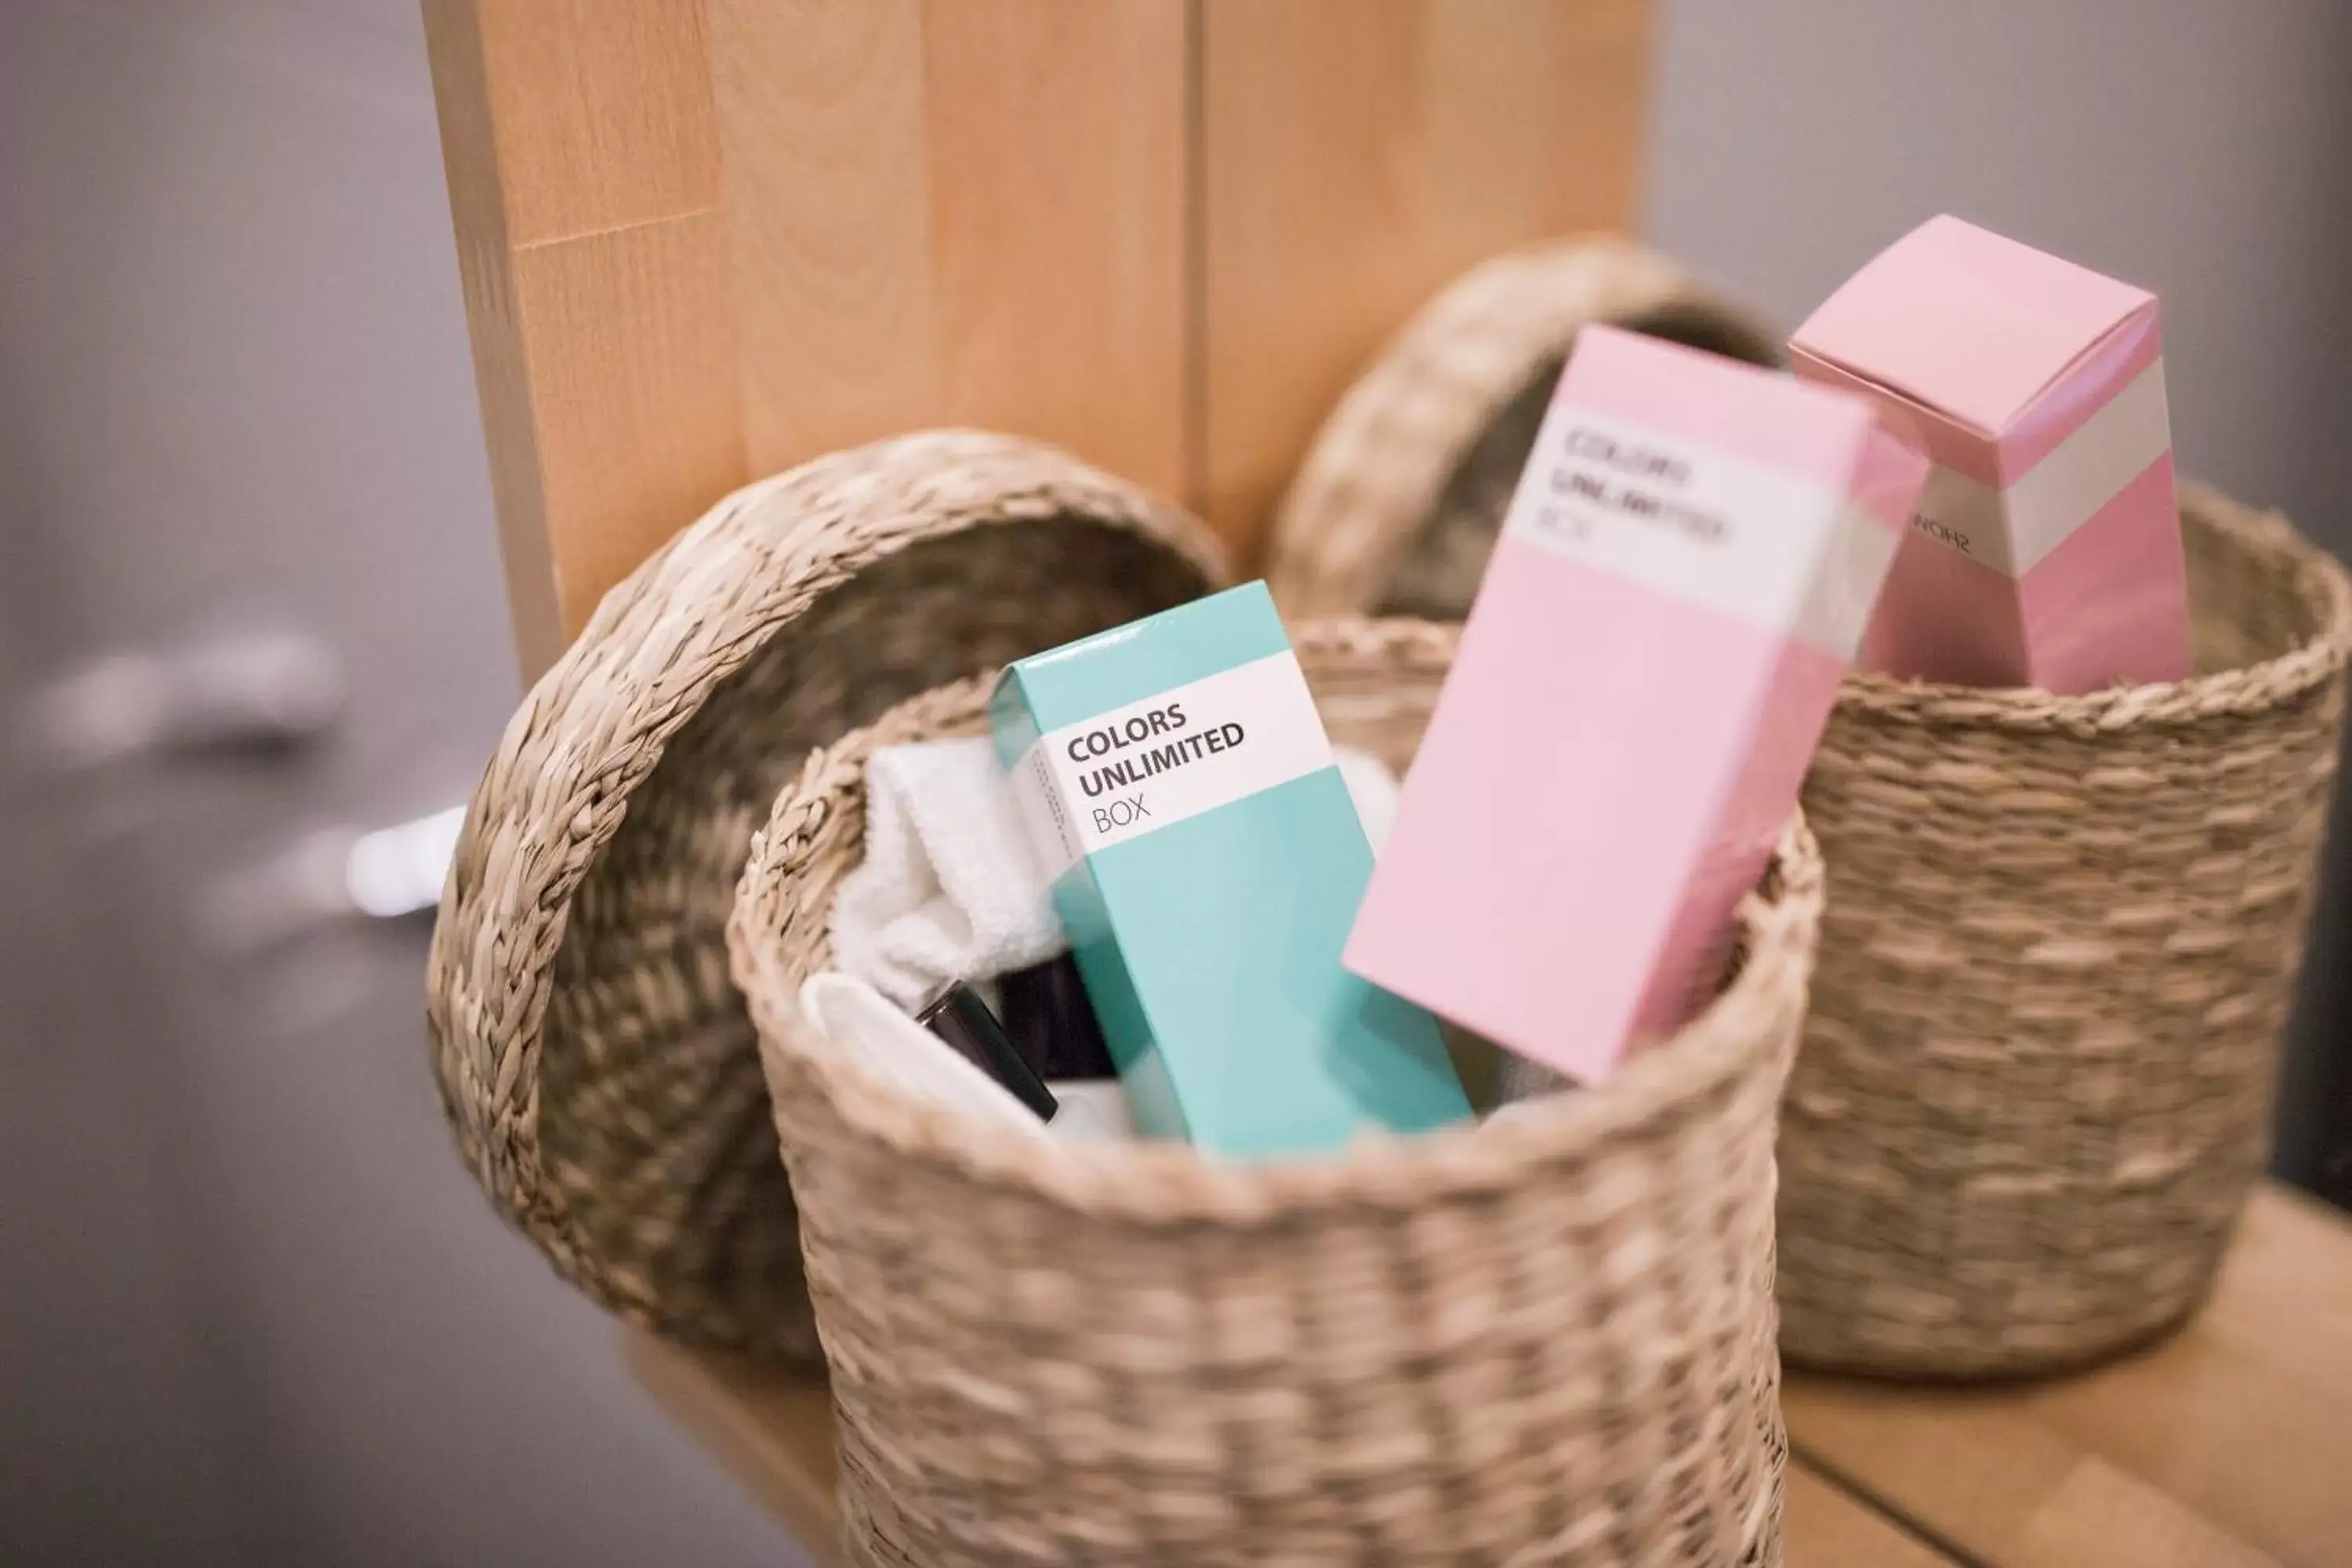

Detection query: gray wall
xmin=0 ymin=2 xmax=803 ymax=1563
xmin=1646 ymin=0 xmax=2352 ymax=1188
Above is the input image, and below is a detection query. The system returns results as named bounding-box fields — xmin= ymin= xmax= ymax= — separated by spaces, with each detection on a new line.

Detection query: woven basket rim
xmin=1831 ymin=481 xmax=2352 ymax=734
xmin=728 ymin=615 xmax=1824 ymax=1228
xmin=1264 ymin=234 xmax=1777 ymax=619
xmin=426 ymin=430 xmax=1226 ymax=1296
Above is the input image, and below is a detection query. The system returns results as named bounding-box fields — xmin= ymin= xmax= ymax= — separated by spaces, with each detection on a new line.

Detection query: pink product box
xmin=1345 ymin=325 xmax=1927 ymax=1085
xmin=1791 ymin=215 xmax=2191 ymax=694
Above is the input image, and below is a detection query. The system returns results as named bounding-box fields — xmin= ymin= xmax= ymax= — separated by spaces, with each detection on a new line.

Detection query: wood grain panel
xmin=435 ymin=0 xmax=1649 ymax=670
xmin=1198 ymin=0 xmax=1650 ymax=561
xmin=466 ymin=0 xmax=723 ymax=247
xmin=423 ymin=0 xmax=561 ymax=669
xmin=1795 ymin=1391 xmax=2280 ymax=1567
xmin=430 ymin=0 xmax=1189 ymax=677
xmin=922 ymin=0 xmax=1189 ymax=491
xmin=706 ymin=0 xmax=1189 ymax=494
xmin=1786 ymin=1462 xmax=1957 ymax=1568
xmin=424 ymin=0 xmax=745 ymax=679
xmin=509 ymin=214 xmax=746 ymax=642
xmin=703 ymin=0 xmax=938 ymax=471
xmin=2014 ymin=1188 xmax=2352 ymax=1566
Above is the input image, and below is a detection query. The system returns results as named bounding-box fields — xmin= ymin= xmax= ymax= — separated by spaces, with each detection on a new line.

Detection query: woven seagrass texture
xmin=1779 ymin=485 xmax=2352 ymax=1377
xmin=1264 ymin=236 xmax=1778 ymax=622
xmin=731 ymin=619 xmax=1820 ymax=1567
xmin=426 ymin=431 xmax=1225 ymax=1360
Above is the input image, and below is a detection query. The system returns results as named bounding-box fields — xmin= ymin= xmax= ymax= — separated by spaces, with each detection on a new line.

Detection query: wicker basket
xmin=1777 ymin=484 xmax=2352 ymax=1377
xmin=425 ymin=432 xmax=1225 ymax=1359
xmin=731 ymin=619 xmax=1820 ymax=1567
xmin=1264 ymin=235 xmax=1779 ymax=622
xmin=1253 ymin=238 xmax=2352 ymax=1377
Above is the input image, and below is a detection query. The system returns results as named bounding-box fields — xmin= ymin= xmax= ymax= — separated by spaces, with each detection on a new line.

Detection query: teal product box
xmin=990 ymin=582 xmax=1469 ymax=1157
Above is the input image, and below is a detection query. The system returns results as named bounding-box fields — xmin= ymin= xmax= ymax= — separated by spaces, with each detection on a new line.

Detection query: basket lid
xmin=426 ymin=431 xmax=1225 ymax=1359
xmin=1265 ymin=235 xmax=1781 ymax=620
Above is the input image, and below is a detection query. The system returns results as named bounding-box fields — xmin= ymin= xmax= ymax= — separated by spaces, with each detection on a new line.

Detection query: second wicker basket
xmin=1778 ymin=485 xmax=2352 ymax=1376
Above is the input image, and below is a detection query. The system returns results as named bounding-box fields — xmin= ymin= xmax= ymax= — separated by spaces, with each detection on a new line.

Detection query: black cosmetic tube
xmin=997 ymin=953 xmax=1117 ymax=1082
xmin=916 ymin=980 xmax=1059 ymax=1122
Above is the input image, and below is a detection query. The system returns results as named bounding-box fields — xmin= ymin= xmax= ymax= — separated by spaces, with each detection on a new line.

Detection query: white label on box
xmin=1502 ymin=402 xmax=1886 ymax=659
xmin=1905 ymin=358 xmax=2173 ymax=578
xmin=1010 ymin=650 xmax=1336 ymax=881
xmin=1793 ymin=503 xmax=1902 ymax=662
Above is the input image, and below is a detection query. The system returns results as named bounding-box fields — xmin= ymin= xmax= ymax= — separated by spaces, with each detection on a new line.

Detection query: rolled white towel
xmin=829 ymin=738 xmax=1065 ymax=1009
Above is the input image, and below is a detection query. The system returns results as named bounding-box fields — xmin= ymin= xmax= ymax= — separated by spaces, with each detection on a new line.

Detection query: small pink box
xmin=1345 ymin=325 xmax=1927 ymax=1084
xmin=1791 ymin=216 xmax=2190 ymax=693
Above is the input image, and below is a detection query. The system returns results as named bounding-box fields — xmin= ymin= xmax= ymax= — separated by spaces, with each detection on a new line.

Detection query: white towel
xmin=829 ymin=737 xmax=1406 ymax=1008
xmin=829 ymin=738 xmax=1065 ymax=1009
